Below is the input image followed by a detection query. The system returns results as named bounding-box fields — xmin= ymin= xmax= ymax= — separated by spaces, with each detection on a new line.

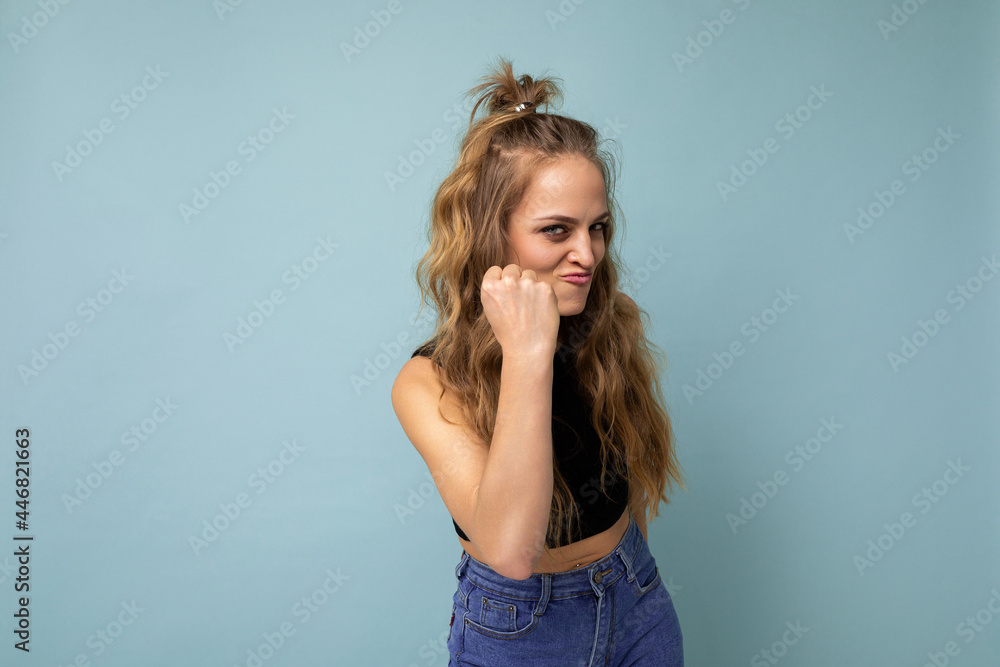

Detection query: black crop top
xmin=409 ymin=342 xmax=630 ymax=547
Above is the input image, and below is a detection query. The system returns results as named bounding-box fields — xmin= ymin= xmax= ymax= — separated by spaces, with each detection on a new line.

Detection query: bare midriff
xmin=458 ymin=508 xmax=631 ymax=574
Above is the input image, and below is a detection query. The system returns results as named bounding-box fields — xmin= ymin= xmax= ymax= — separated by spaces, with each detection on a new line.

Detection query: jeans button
xmin=594 ymin=570 xmax=603 ymax=584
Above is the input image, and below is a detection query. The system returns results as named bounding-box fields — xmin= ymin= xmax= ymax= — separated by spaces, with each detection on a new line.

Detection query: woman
xmin=391 ymin=57 xmax=685 ymax=666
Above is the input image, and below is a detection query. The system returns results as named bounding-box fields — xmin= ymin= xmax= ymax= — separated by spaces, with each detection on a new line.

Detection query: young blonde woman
xmin=391 ymin=57 xmax=685 ymax=666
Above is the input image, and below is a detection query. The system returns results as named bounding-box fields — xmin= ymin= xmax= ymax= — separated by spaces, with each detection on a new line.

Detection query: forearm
xmin=472 ymin=352 xmax=553 ymax=578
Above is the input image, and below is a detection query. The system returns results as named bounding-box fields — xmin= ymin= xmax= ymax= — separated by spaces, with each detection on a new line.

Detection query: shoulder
xmin=394 ymin=340 xmax=436 ymax=391
xmin=391 ymin=355 xmax=438 ymax=408
xmin=617 ymin=291 xmax=636 ymax=308
xmin=392 ymin=353 xmax=466 ymax=426
xmin=392 ymin=357 xmax=458 ymax=466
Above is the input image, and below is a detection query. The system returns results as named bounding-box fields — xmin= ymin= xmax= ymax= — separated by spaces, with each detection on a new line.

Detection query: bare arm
xmin=471 ymin=351 xmax=554 ymax=579
xmin=395 ymin=265 xmax=559 ymax=581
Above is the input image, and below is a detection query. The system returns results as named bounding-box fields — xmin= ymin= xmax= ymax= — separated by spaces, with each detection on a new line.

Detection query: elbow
xmin=487 ymin=543 xmax=542 ymax=581
xmin=491 ymin=559 xmax=535 ymax=581
xmin=469 ymin=490 xmax=543 ymax=580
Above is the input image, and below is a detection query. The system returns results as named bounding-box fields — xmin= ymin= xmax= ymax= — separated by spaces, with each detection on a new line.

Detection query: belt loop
xmin=455 ymin=551 xmax=469 ymax=579
xmin=616 ymin=543 xmax=636 ymax=583
xmin=534 ymin=573 xmax=551 ymax=616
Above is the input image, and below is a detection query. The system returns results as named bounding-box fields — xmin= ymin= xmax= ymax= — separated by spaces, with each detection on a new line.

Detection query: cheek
xmin=528 ymin=248 xmax=561 ymax=273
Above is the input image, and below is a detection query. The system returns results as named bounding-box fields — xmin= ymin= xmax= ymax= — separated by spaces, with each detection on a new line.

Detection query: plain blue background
xmin=1 ymin=0 xmax=998 ymax=665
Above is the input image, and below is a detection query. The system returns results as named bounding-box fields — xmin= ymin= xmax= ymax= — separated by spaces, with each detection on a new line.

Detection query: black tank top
xmin=409 ymin=342 xmax=630 ymax=547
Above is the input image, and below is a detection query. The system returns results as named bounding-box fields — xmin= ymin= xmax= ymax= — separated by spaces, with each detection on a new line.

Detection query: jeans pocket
xmin=463 ymin=585 xmax=540 ymax=639
xmin=630 ymin=561 xmax=661 ymax=598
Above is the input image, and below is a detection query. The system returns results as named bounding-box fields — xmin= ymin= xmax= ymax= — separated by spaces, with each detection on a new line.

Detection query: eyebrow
xmin=534 ymin=212 xmax=610 ymax=224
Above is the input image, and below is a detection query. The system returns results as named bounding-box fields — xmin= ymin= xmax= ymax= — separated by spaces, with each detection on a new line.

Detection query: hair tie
xmin=513 ymin=102 xmax=534 ymax=112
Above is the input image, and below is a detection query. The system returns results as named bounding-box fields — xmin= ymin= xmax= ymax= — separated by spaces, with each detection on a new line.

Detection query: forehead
xmin=517 ymin=155 xmax=606 ymax=212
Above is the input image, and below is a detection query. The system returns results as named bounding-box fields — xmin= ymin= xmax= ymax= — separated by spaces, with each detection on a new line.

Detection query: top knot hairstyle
xmin=466 ymin=58 xmax=562 ymax=116
xmin=413 ymin=56 xmax=685 ymax=551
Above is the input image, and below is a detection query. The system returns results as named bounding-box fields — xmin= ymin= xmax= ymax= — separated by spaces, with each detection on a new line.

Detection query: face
xmin=505 ymin=154 xmax=608 ymax=317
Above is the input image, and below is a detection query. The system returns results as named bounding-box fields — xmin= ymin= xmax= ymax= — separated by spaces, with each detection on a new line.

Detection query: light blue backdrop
xmin=1 ymin=0 xmax=997 ymax=665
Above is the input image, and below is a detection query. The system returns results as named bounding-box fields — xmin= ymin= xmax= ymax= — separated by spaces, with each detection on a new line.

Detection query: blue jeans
xmin=446 ymin=513 xmax=683 ymax=666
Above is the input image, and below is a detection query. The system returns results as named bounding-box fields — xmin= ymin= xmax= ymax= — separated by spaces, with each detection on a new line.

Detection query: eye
xmin=541 ymin=222 xmax=609 ymax=236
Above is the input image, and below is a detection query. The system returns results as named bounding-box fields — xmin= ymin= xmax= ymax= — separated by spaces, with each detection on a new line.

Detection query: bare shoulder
xmin=391 ymin=354 xmax=438 ymax=398
xmin=392 ymin=356 xmax=448 ymax=431
xmin=392 ymin=356 xmax=464 ymax=417
xmin=390 ymin=355 xmax=488 ymax=543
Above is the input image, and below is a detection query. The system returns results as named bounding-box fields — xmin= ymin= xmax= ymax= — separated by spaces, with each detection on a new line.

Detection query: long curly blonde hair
xmin=412 ymin=56 xmax=685 ymax=552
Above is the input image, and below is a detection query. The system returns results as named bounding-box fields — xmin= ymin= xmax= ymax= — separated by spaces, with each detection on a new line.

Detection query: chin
xmin=557 ymin=299 xmax=588 ymax=317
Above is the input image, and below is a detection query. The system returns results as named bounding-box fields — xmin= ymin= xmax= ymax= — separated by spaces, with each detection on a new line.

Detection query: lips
xmin=561 ymin=273 xmax=591 ymax=285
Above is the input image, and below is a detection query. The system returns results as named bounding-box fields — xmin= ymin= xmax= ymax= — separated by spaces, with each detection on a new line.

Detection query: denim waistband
xmin=454 ymin=512 xmax=648 ymax=601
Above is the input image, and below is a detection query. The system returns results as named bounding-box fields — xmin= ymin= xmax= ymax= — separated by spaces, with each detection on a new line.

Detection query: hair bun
xmin=466 ymin=56 xmax=563 ymax=120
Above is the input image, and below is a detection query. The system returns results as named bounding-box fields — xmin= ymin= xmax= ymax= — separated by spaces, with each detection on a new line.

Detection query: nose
xmin=567 ymin=228 xmax=597 ymax=268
